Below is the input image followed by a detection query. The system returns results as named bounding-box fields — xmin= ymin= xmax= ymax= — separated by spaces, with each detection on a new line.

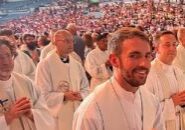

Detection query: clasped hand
xmin=4 ymin=97 xmax=33 ymax=124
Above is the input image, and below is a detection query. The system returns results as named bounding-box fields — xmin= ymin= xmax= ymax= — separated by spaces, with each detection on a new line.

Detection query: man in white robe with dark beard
xmin=35 ymin=30 xmax=89 ymax=130
xmin=173 ymin=27 xmax=185 ymax=73
xmin=144 ymin=31 xmax=185 ymax=130
xmin=73 ymin=27 xmax=165 ymax=130
xmin=0 ymin=38 xmax=55 ymax=130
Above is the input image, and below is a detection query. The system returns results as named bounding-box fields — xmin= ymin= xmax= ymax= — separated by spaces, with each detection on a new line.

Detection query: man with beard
xmin=73 ymin=27 xmax=165 ymax=130
xmin=144 ymin=30 xmax=185 ymax=130
xmin=20 ymin=34 xmax=40 ymax=65
xmin=0 ymin=38 xmax=55 ymax=130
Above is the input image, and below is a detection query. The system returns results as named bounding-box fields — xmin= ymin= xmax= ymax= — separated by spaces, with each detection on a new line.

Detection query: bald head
xmin=53 ymin=30 xmax=73 ymax=43
xmin=53 ymin=30 xmax=74 ymax=56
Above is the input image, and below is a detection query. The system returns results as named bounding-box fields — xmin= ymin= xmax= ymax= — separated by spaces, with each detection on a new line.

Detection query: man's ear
xmin=109 ymin=54 xmax=120 ymax=68
xmin=154 ymin=45 xmax=159 ymax=54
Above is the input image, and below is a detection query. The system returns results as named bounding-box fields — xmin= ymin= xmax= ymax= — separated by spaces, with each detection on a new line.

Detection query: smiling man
xmin=144 ymin=30 xmax=185 ymax=130
xmin=73 ymin=27 xmax=165 ymax=130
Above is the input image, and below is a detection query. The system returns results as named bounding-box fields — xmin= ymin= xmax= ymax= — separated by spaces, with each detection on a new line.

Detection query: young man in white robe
xmin=35 ymin=30 xmax=89 ymax=130
xmin=73 ymin=27 xmax=165 ymax=130
xmin=85 ymin=33 xmax=112 ymax=91
xmin=0 ymin=29 xmax=36 ymax=80
xmin=144 ymin=30 xmax=185 ymax=130
xmin=173 ymin=27 xmax=185 ymax=73
xmin=0 ymin=38 xmax=55 ymax=130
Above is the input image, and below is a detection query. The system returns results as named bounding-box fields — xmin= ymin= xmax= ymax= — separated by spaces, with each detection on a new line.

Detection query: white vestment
xmin=35 ymin=51 xmax=89 ymax=130
xmin=144 ymin=58 xmax=185 ymax=130
xmin=14 ymin=50 xmax=36 ymax=80
xmin=40 ymin=42 xmax=55 ymax=60
xmin=73 ymin=77 xmax=165 ymax=130
xmin=85 ymin=47 xmax=112 ymax=90
xmin=0 ymin=72 xmax=55 ymax=130
xmin=173 ymin=45 xmax=185 ymax=73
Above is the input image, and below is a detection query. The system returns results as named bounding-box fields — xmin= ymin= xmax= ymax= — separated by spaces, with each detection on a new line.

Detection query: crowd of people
xmin=0 ymin=0 xmax=184 ymax=36
xmin=0 ymin=0 xmax=185 ymax=130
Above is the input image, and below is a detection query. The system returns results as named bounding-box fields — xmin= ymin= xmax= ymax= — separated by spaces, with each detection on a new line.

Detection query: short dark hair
xmin=96 ymin=33 xmax=109 ymax=41
xmin=22 ymin=33 xmax=35 ymax=41
xmin=154 ymin=30 xmax=176 ymax=46
xmin=108 ymin=27 xmax=149 ymax=56
xmin=0 ymin=39 xmax=14 ymax=55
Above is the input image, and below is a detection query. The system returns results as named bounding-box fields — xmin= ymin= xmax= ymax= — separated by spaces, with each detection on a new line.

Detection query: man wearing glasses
xmin=35 ymin=30 xmax=89 ymax=130
xmin=0 ymin=38 xmax=55 ymax=130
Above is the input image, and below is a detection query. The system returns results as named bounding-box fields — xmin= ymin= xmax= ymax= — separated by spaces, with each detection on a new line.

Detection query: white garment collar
xmin=154 ymin=58 xmax=174 ymax=73
xmin=111 ymin=77 xmax=140 ymax=103
xmin=0 ymin=75 xmax=13 ymax=89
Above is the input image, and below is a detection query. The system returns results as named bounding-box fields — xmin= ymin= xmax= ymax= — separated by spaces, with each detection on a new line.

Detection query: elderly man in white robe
xmin=73 ymin=27 xmax=165 ymax=130
xmin=39 ymin=29 xmax=82 ymax=64
xmin=0 ymin=38 xmax=55 ymax=130
xmin=35 ymin=30 xmax=89 ymax=130
xmin=144 ymin=30 xmax=185 ymax=130
xmin=173 ymin=27 xmax=185 ymax=73
xmin=85 ymin=33 xmax=112 ymax=91
xmin=0 ymin=29 xmax=36 ymax=80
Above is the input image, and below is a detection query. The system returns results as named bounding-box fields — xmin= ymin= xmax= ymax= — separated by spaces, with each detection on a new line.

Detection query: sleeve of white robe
xmin=35 ymin=60 xmax=64 ymax=117
xmin=29 ymin=81 xmax=56 ymax=130
xmin=73 ymin=94 xmax=103 ymax=130
xmin=20 ymin=51 xmax=36 ymax=80
xmin=78 ymin=63 xmax=89 ymax=99
xmin=0 ymin=116 xmax=9 ymax=130
xmin=85 ymin=53 xmax=110 ymax=79
xmin=144 ymin=71 xmax=176 ymax=121
xmin=14 ymin=51 xmax=36 ymax=80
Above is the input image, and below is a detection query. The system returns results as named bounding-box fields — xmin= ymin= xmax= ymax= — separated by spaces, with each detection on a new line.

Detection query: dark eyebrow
xmin=129 ymin=51 xmax=141 ymax=55
xmin=129 ymin=51 xmax=152 ymax=55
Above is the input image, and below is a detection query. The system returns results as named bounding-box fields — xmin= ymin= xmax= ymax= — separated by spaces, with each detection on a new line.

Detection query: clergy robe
xmin=40 ymin=42 xmax=55 ymax=60
xmin=173 ymin=45 xmax=185 ymax=73
xmin=14 ymin=50 xmax=36 ymax=80
xmin=35 ymin=51 xmax=89 ymax=130
xmin=0 ymin=72 xmax=55 ymax=130
xmin=144 ymin=58 xmax=185 ymax=130
xmin=85 ymin=47 xmax=112 ymax=90
xmin=73 ymin=77 xmax=165 ymax=130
